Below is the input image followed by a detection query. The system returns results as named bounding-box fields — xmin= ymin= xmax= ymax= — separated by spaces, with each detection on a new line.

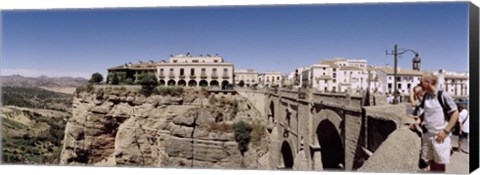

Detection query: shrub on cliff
xmin=230 ymin=99 xmax=239 ymax=118
xmin=250 ymin=119 xmax=266 ymax=147
xmin=154 ymin=86 xmax=184 ymax=96
xmin=233 ymin=120 xmax=252 ymax=155
xmin=121 ymin=78 xmax=134 ymax=85
xmin=137 ymin=73 xmax=158 ymax=96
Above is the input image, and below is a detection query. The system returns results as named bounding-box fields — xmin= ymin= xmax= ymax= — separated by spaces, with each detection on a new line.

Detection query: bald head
xmin=421 ymin=72 xmax=437 ymax=85
xmin=421 ymin=72 xmax=438 ymax=92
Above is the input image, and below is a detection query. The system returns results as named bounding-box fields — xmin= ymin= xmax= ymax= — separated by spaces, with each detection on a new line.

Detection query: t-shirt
xmin=422 ymin=90 xmax=457 ymax=134
xmin=458 ymin=109 xmax=469 ymax=133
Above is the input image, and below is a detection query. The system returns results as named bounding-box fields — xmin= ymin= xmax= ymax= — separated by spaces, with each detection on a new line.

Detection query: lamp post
xmin=386 ymin=44 xmax=420 ymax=104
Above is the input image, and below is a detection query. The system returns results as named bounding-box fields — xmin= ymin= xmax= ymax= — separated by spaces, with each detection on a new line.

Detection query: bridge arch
xmin=312 ymin=109 xmax=344 ymax=170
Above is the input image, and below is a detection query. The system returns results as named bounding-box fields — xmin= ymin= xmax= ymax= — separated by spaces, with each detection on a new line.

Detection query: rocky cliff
xmin=60 ymin=87 xmax=268 ymax=169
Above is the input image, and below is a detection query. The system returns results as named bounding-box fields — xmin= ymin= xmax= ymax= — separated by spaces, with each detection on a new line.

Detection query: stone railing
xmin=358 ymin=127 xmax=421 ymax=173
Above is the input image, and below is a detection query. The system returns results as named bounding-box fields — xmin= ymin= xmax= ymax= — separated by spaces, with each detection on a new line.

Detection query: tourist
xmin=407 ymin=85 xmax=427 ymax=170
xmin=418 ymin=72 xmax=459 ymax=173
xmin=457 ymin=103 xmax=469 ymax=153
xmin=410 ymin=85 xmax=424 ymax=113
xmin=386 ymin=93 xmax=394 ymax=104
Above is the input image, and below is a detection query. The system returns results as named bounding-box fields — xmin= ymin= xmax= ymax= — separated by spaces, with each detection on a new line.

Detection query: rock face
xmin=60 ymin=88 xmax=267 ymax=169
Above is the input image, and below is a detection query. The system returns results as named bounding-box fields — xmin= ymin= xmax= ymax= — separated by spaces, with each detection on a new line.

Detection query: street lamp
xmin=386 ymin=44 xmax=421 ymax=104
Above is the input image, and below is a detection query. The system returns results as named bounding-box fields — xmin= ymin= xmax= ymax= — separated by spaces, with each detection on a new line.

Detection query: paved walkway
xmin=446 ymin=135 xmax=469 ymax=174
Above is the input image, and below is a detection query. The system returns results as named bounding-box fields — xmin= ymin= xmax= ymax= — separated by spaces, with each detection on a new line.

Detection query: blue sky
xmin=1 ymin=2 xmax=469 ymax=78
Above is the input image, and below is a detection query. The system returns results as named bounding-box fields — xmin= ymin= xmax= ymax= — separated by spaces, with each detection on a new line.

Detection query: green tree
xmin=231 ymin=99 xmax=239 ymax=118
xmin=89 ymin=72 xmax=103 ymax=84
xmin=111 ymin=73 xmax=120 ymax=85
xmin=233 ymin=120 xmax=252 ymax=155
xmin=124 ymin=78 xmax=134 ymax=85
xmin=238 ymin=80 xmax=245 ymax=87
xmin=138 ymin=73 xmax=158 ymax=96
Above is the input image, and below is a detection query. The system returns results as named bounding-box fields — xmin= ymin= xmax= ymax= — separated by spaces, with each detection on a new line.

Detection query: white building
xmin=435 ymin=69 xmax=469 ymax=97
xmin=290 ymin=57 xmax=371 ymax=93
xmin=375 ymin=65 xmax=423 ymax=95
xmin=259 ymin=71 xmax=283 ymax=87
xmin=234 ymin=69 xmax=259 ymax=87
xmin=156 ymin=53 xmax=234 ymax=88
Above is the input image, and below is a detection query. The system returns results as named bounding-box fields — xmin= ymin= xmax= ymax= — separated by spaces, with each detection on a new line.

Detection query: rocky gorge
xmin=60 ymin=86 xmax=269 ymax=169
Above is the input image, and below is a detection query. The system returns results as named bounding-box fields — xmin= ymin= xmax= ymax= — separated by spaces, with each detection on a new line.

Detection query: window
xmin=173 ymin=60 xmax=177 ymax=63
xmin=389 ymin=76 xmax=392 ymax=80
xmin=190 ymin=68 xmax=195 ymax=75
xmin=407 ymin=83 xmax=411 ymax=89
xmin=192 ymin=60 xmax=199 ymax=63
xmin=213 ymin=68 xmax=217 ymax=73
xmin=180 ymin=68 xmax=184 ymax=75
xmin=214 ymin=60 xmax=218 ymax=63
xmin=333 ymin=73 xmax=336 ymax=78
xmin=160 ymin=69 xmax=164 ymax=74
xmin=323 ymin=68 xmax=326 ymax=70
xmin=277 ymin=77 xmax=280 ymax=80
xmin=323 ymin=73 xmax=326 ymax=76
xmin=396 ymin=77 xmax=401 ymax=81
xmin=224 ymin=68 xmax=228 ymax=73
xmin=333 ymin=68 xmax=336 ymax=71
xmin=333 ymin=79 xmax=336 ymax=83
xmin=324 ymin=80 xmax=327 ymax=84
xmin=388 ymin=83 xmax=392 ymax=89
xmin=398 ymin=83 xmax=402 ymax=89
xmin=170 ymin=68 xmax=174 ymax=73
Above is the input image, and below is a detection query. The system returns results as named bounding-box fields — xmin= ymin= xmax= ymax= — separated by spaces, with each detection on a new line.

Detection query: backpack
xmin=419 ymin=90 xmax=452 ymax=122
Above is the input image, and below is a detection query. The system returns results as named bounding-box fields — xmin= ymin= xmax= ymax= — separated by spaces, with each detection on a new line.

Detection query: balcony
xmin=200 ymin=73 xmax=208 ymax=79
xmin=189 ymin=75 xmax=196 ymax=79
xmin=159 ymin=74 xmax=165 ymax=79
xmin=179 ymin=74 xmax=186 ymax=79
xmin=211 ymin=74 xmax=218 ymax=79
xmin=168 ymin=73 xmax=175 ymax=79
xmin=222 ymin=74 xmax=230 ymax=79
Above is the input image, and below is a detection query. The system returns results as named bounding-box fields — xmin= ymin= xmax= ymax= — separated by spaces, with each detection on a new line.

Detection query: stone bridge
xmin=237 ymin=88 xmax=420 ymax=172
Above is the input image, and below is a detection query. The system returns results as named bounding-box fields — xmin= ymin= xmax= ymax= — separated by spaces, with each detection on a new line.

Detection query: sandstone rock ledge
xmin=60 ymin=88 xmax=267 ymax=169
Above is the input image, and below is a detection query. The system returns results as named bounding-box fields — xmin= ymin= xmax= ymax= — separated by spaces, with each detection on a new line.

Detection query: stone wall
xmin=358 ymin=127 xmax=421 ymax=173
xmin=237 ymin=90 xmax=267 ymax=117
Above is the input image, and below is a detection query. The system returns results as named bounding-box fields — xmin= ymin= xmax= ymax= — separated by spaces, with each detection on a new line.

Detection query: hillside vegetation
xmin=2 ymin=106 xmax=68 ymax=164
xmin=2 ymin=86 xmax=72 ymax=113
xmin=1 ymin=86 xmax=72 ymax=164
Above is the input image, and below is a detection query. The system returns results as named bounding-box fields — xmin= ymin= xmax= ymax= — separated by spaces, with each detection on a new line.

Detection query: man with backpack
xmin=457 ymin=103 xmax=469 ymax=153
xmin=418 ymin=72 xmax=459 ymax=173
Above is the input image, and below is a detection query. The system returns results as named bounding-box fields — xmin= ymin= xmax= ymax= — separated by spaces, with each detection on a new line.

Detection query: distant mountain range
xmin=1 ymin=74 xmax=89 ymax=88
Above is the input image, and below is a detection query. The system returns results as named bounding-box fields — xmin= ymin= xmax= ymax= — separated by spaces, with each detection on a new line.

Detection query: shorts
xmin=422 ymin=132 xmax=451 ymax=164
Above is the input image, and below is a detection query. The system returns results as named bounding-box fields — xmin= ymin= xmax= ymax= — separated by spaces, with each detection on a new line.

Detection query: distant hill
xmin=1 ymin=75 xmax=88 ymax=88
xmin=1 ymin=86 xmax=73 ymax=112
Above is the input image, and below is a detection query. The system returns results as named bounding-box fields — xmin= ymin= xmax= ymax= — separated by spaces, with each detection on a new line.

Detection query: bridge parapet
xmin=362 ymin=103 xmax=415 ymax=154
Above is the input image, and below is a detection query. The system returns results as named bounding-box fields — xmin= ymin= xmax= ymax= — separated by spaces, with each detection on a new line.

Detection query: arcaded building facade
xmin=156 ymin=53 xmax=234 ymax=88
